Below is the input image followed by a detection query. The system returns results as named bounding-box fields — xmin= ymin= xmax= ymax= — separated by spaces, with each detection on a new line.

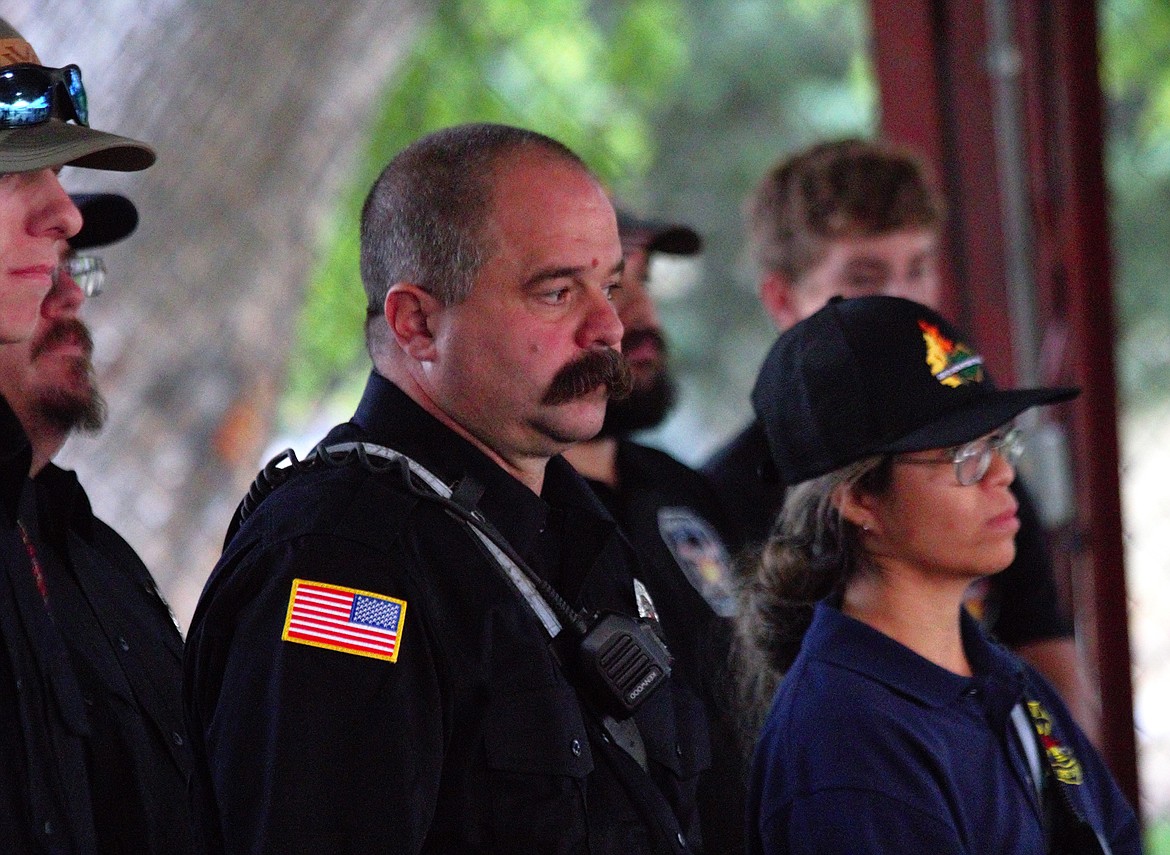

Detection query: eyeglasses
xmin=52 ymin=255 xmax=106 ymax=297
xmin=898 ymin=427 xmax=1023 ymax=486
xmin=0 ymin=63 xmax=88 ymax=129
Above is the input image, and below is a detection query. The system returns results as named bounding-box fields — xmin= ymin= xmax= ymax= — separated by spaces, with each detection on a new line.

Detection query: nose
xmin=984 ymin=446 xmax=1016 ymax=487
xmin=31 ymin=170 xmax=84 ymax=241
xmin=44 ymin=257 xmax=87 ymax=318
xmin=580 ymin=283 xmax=624 ymax=350
xmin=615 ymin=270 xmax=661 ymax=333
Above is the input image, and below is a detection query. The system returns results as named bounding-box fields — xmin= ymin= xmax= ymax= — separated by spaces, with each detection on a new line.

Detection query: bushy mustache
xmin=30 ymin=318 xmax=93 ymax=361
xmin=542 ymin=347 xmax=633 ymax=405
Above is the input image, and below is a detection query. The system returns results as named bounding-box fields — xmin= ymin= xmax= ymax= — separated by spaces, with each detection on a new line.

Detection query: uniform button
xmin=43 ymin=820 xmax=53 ymax=835
xmin=118 ymin=636 xmax=130 ymax=651
xmin=675 ymin=742 xmax=683 ymax=757
xmin=172 ymin=731 xmax=185 ymax=747
xmin=676 ymin=831 xmax=686 ymax=847
xmin=82 ymin=693 xmax=95 ymax=707
xmin=965 ymin=686 xmax=979 ymax=697
xmin=570 ymin=738 xmax=581 ymax=757
xmin=14 ymin=678 xmax=22 ymax=691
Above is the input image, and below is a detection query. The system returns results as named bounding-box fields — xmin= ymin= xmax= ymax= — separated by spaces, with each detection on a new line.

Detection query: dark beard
xmin=38 ymin=382 xmax=106 ymax=434
xmin=542 ymin=348 xmax=633 ymax=405
xmin=30 ymin=319 xmax=106 ymax=434
xmin=599 ymin=367 xmax=676 ymax=437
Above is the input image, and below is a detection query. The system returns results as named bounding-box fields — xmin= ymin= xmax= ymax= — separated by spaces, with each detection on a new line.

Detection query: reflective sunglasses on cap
xmin=898 ymin=426 xmax=1024 ymax=487
xmin=52 ymin=255 xmax=105 ymax=297
xmin=0 ymin=63 xmax=88 ymax=129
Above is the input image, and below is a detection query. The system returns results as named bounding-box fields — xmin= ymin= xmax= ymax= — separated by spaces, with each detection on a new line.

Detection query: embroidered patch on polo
xmin=282 ymin=579 xmax=406 ymax=662
xmin=919 ymin=318 xmax=984 ymax=388
xmin=1027 ymin=700 xmax=1084 ymax=785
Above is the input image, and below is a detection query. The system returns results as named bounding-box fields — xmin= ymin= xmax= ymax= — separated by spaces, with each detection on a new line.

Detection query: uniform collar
xmin=346 ymin=371 xmax=617 ymax=561
xmin=0 ymin=395 xmax=32 ymax=524
xmin=806 ymin=600 xmax=1027 ymax=709
xmin=32 ymin=463 xmax=95 ymax=546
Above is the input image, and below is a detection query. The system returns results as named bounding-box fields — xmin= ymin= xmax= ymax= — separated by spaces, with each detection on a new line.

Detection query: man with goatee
xmin=564 ymin=211 xmax=744 ymax=854
xmin=0 ymin=192 xmax=193 ymax=854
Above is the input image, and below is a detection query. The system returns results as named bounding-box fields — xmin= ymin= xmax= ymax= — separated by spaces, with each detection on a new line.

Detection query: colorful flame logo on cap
xmin=919 ymin=319 xmax=984 ymax=388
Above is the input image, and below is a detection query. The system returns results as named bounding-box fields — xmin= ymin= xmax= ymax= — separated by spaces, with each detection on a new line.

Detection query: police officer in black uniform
xmin=185 ymin=123 xmax=710 ymax=854
xmin=564 ymin=212 xmax=745 ymax=853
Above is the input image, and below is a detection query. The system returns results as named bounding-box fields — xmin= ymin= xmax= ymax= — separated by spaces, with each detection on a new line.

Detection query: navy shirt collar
xmin=807 ymin=600 xmax=1027 ymax=710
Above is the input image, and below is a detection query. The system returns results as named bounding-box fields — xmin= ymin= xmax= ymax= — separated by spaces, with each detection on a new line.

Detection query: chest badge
xmin=1026 ymin=700 xmax=1084 ymax=785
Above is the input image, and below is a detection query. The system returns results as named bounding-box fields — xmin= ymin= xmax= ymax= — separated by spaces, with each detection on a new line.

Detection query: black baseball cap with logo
xmin=751 ymin=295 xmax=1079 ymax=485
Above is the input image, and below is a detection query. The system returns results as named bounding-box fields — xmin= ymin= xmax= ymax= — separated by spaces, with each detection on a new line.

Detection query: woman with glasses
xmin=736 ymin=295 xmax=1142 ymax=854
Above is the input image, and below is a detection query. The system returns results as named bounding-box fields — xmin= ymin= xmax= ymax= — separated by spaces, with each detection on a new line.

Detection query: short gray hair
xmin=359 ymin=123 xmax=587 ymax=352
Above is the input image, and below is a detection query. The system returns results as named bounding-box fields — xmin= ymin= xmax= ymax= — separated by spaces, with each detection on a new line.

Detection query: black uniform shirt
xmin=0 ymin=397 xmax=98 ymax=853
xmin=586 ymin=440 xmax=747 ymax=855
xmin=702 ymin=418 xmax=1072 ymax=645
xmin=25 ymin=463 xmax=192 ymax=854
xmin=185 ymin=372 xmax=710 ymax=854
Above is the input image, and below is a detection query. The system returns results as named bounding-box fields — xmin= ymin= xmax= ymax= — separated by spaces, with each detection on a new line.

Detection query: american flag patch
xmin=281 ymin=579 xmax=406 ymax=662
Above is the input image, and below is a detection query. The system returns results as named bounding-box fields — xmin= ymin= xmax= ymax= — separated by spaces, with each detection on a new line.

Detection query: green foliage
xmin=283 ymin=0 xmax=689 ymax=420
xmin=1101 ymin=0 xmax=1170 ymax=409
xmin=1148 ymin=818 xmax=1170 ymax=855
xmin=635 ymin=0 xmax=874 ymax=458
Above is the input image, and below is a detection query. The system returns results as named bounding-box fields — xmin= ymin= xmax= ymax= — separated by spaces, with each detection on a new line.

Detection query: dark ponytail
xmin=731 ymin=455 xmax=892 ymax=751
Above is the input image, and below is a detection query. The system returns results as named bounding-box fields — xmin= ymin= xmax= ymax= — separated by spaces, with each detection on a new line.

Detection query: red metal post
xmin=868 ymin=0 xmax=1140 ymax=809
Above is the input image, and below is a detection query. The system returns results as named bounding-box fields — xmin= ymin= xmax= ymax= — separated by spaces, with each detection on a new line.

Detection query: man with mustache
xmin=563 ymin=211 xmax=745 ymax=854
xmin=186 ymin=123 xmax=713 ymax=854
xmin=0 ymin=192 xmax=193 ymax=853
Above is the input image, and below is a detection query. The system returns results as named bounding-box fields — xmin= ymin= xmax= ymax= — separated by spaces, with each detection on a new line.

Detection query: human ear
xmin=384 ymin=284 xmax=441 ymax=361
xmin=759 ymin=271 xmax=800 ymax=332
xmin=833 ymin=481 xmax=880 ymax=534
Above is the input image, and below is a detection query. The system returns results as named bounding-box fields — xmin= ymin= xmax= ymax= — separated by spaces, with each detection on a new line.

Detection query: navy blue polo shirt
xmin=746 ymin=602 xmax=1140 ymax=854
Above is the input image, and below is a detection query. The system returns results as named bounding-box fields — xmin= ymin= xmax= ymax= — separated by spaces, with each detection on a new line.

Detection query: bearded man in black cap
xmin=563 ymin=211 xmax=745 ymax=854
xmin=0 ymin=15 xmax=187 ymax=854
xmin=0 ymin=192 xmax=193 ymax=854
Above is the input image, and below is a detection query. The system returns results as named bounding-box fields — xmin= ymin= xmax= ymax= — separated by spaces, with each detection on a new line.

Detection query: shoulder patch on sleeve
xmin=657 ymin=507 xmax=736 ymax=617
xmin=282 ymin=578 xmax=407 ymax=662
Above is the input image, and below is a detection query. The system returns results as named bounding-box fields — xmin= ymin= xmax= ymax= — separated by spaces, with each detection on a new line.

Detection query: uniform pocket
xmin=483 ymin=684 xmax=594 ymax=776
xmin=481 ymin=685 xmax=594 ymax=853
xmin=638 ymin=677 xmax=712 ymax=781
